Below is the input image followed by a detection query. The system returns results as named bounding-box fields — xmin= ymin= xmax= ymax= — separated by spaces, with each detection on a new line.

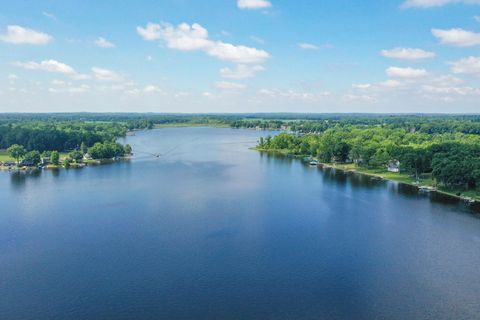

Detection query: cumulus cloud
xmin=215 ymin=81 xmax=247 ymax=90
xmin=91 ymin=67 xmax=124 ymax=81
xmin=220 ymin=64 xmax=265 ymax=79
xmin=143 ymin=85 xmax=163 ymax=94
xmin=449 ymin=56 xmax=480 ymax=75
xmin=13 ymin=59 xmax=88 ymax=80
xmin=95 ymin=37 xmax=115 ymax=48
xmin=237 ymin=0 xmax=272 ymax=10
xmin=137 ymin=22 xmax=270 ymax=64
xmin=432 ymin=28 xmax=480 ymax=47
xmin=299 ymin=43 xmax=319 ymax=50
xmin=386 ymin=67 xmax=428 ymax=78
xmin=0 ymin=25 xmax=52 ymax=45
xmin=381 ymin=47 xmax=436 ymax=60
xmin=402 ymin=0 xmax=480 ymax=8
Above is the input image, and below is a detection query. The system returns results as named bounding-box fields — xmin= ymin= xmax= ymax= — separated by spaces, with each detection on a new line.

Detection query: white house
xmin=387 ymin=160 xmax=400 ymax=173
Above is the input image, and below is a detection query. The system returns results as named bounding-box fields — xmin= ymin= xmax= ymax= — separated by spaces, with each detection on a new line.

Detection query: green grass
xmin=0 ymin=150 xmax=13 ymax=161
xmin=1 ymin=151 xmax=70 ymax=162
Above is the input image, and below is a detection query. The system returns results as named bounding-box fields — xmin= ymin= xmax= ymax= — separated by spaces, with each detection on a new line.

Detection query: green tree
xmin=63 ymin=158 xmax=71 ymax=168
xmin=69 ymin=150 xmax=83 ymax=162
xmin=7 ymin=144 xmax=26 ymax=164
xmin=23 ymin=150 xmax=41 ymax=166
xmin=51 ymin=151 xmax=60 ymax=165
xmin=124 ymin=144 xmax=132 ymax=155
xmin=80 ymin=142 xmax=88 ymax=154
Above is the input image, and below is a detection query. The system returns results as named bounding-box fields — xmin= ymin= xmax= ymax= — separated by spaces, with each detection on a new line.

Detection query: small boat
xmin=309 ymin=160 xmax=319 ymax=166
xmin=418 ymin=186 xmax=436 ymax=193
xmin=462 ymin=197 xmax=476 ymax=205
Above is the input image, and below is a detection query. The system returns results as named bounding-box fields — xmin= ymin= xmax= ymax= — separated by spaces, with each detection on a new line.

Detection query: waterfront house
xmin=20 ymin=159 xmax=36 ymax=167
xmin=387 ymin=160 xmax=400 ymax=173
xmin=2 ymin=161 xmax=16 ymax=167
xmin=83 ymin=153 xmax=93 ymax=161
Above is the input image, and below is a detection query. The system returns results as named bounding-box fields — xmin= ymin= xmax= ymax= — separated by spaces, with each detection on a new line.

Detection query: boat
xmin=309 ymin=160 xmax=319 ymax=166
xmin=418 ymin=186 xmax=437 ymax=193
xmin=462 ymin=197 xmax=477 ymax=205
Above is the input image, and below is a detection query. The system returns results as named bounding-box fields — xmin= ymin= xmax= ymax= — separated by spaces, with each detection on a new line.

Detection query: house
xmin=20 ymin=160 xmax=35 ymax=167
xmin=41 ymin=157 xmax=50 ymax=165
xmin=2 ymin=161 xmax=16 ymax=167
xmin=387 ymin=160 xmax=400 ymax=173
xmin=83 ymin=153 xmax=93 ymax=161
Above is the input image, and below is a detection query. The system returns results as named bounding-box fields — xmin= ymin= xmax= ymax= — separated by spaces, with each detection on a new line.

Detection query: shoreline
xmin=255 ymin=148 xmax=479 ymax=205
xmin=0 ymin=157 xmax=131 ymax=172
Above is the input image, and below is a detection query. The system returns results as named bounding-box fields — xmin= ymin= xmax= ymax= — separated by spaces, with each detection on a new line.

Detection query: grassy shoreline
xmin=255 ymin=148 xmax=480 ymax=202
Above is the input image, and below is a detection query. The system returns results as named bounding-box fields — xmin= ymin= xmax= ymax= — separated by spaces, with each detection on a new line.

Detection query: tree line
xmin=257 ymin=126 xmax=480 ymax=191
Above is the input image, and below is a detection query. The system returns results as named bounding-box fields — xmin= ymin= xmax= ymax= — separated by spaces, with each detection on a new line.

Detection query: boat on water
xmin=462 ymin=197 xmax=477 ymax=205
xmin=309 ymin=160 xmax=319 ymax=166
xmin=418 ymin=186 xmax=437 ymax=193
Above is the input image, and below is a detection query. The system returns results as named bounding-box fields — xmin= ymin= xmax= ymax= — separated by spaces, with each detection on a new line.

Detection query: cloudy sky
xmin=1 ymin=0 xmax=480 ymax=113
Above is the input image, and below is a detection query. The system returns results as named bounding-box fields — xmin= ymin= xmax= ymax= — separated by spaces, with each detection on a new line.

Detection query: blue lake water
xmin=1 ymin=127 xmax=479 ymax=320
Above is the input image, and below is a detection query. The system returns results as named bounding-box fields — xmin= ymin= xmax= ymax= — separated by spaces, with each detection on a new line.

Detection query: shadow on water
xmin=10 ymin=169 xmax=42 ymax=189
xmin=261 ymin=152 xmax=480 ymax=215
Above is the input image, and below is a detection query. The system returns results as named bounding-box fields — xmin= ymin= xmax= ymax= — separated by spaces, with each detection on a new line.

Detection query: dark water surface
xmin=1 ymin=128 xmax=479 ymax=320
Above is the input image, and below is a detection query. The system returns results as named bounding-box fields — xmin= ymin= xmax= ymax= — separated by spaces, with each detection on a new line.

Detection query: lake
xmin=1 ymin=127 xmax=480 ymax=320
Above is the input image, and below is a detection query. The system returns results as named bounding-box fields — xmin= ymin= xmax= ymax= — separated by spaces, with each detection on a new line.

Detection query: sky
xmin=0 ymin=0 xmax=480 ymax=113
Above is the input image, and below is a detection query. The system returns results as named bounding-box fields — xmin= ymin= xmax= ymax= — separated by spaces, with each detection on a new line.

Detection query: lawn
xmin=0 ymin=150 xmax=13 ymax=161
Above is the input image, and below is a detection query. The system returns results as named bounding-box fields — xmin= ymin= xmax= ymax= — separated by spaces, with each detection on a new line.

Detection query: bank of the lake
xmin=255 ymin=148 xmax=480 ymax=204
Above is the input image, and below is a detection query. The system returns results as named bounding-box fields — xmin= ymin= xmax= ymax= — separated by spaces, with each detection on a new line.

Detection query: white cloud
xmin=95 ymin=37 xmax=115 ymax=48
xmin=386 ymin=67 xmax=428 ymax=78
xmin=432 ymin=28 xmax=480 ymax=47
xmin=402 ymin=0 xmax=480 ymax=8
xmin=92 ymin=67 xmax=124 ymax=81
xmin=208 ymin=42 xmax=269 ymax=63
xmin=137 ymin=22 xmax=270 ymax=64
xmin=299 ymin=43 xmax=319 ymax=50
xmin=449 ymin=56 xmax=480 ymax=75
xmin=352 ymin=84 xmax=372 ymax=89
xmin=216 ymin=81 xmax=247 ymax=90
xmin=13 ymin=59 xmax=88 ymax=80
xmin=143 ymin=85 xmax=163 ymax=93
xmin=237 ymin=0 xmax=272 ymax=10
xmin=136 ymin=23 xmax=162 ymax=41
xmin=0 ymin=25 xmax=52 ymax=45
xmin=220 ymin=64 xmax=265 ymax=79
xmin=42 ymin=11 xmax=56 ymax=20
xmin=381 ymin=47 xmax=436 ymax=60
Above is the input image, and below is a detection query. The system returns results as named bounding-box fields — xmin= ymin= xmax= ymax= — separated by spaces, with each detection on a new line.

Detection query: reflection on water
xmin=10 ymin=169 xmax=42 ymax=189
xmin=262 ymin=152 xmax=479 ymax=215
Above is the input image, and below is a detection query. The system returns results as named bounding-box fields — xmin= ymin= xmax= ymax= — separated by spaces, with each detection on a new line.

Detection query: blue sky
xmin=1 ymin=0 xmax=479 ymax=113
